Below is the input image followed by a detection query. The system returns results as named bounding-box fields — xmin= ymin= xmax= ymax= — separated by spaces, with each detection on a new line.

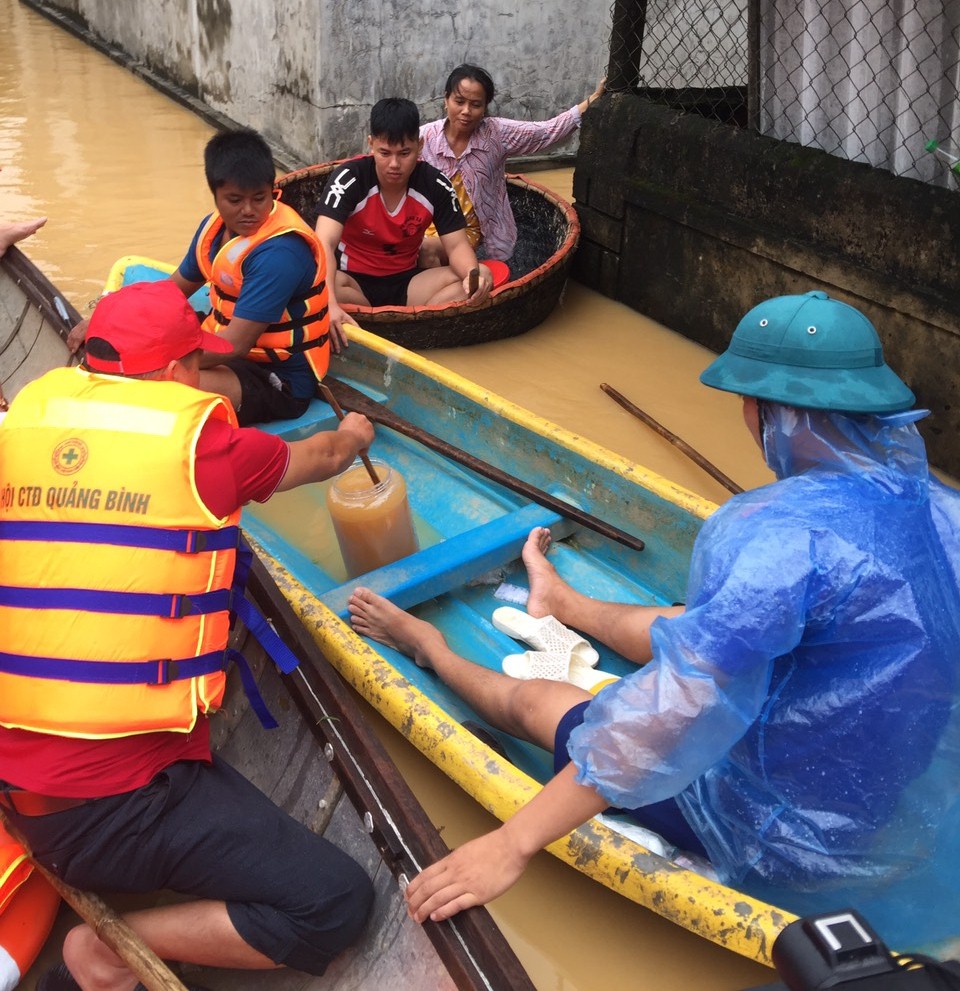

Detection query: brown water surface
xmin=2 ymin=1 xmax=772 ymax=987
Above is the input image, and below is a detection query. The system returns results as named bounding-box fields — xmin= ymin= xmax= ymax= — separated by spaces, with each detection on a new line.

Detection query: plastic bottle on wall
xmin=925 ymin=139 xmax=960 ymax=183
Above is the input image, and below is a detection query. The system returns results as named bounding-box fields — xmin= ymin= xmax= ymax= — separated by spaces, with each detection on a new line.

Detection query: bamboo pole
xmin=600 ymin=383 xmax=744 ymax=495
xmin=0 ymin=807 xmax=189 ymax=991
xmin=318 ymin=383 xmax=380 ymax=484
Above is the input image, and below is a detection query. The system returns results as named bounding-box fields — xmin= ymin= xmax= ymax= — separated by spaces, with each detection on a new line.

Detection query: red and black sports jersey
xmin=318 ymin=155 xmax=466 ymax=275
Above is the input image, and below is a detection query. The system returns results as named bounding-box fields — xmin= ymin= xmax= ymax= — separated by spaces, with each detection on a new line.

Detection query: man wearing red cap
xmin=0 ymin=281 xmax=375 ymax=990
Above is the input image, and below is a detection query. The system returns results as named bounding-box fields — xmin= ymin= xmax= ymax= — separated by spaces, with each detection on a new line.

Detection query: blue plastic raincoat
xmin=567 ymin=403 xmax=960 ymax=949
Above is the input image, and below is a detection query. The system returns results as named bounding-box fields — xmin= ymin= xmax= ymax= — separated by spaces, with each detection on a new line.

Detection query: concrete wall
xmin=28 ymin=0 xmax=610 ymax=167
xmin=574 ymin=94 xmax=960 ymax=475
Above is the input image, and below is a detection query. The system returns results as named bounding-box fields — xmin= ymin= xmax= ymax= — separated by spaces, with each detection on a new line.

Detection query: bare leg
xmin=348 ymin=587 xmax=588 ymax=751
xmin=406 ymin=267 xmax=464 ymax=306
xmin=523 ymin=527 xmax=683 ymax=665
xmin=0 ymin=217 xmax=46 ymax=257
xmin=198 ymin=365 xmax=242 ymax=410
xmin=417 ymin=236 xmax=447 ymax=269
xmin=333 ymin=272 xmax=372 ymax=306
xmin=62 ymin=900 xmax=279 ymax=991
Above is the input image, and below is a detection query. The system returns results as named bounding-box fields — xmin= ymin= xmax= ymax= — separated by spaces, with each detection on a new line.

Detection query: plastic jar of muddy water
xmin=326 ymin=457 xmax=419 ymax=578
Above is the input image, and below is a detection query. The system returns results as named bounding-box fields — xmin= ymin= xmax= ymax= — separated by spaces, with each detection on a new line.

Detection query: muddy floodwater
xmin=3 ymin=1 xmax=776 ymax=987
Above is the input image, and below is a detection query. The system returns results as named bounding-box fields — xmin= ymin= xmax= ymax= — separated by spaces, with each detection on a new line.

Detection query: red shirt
xmin=0 ymin=418 xmax=289 ymax=798
xmin=318 ymin=156 xmax=466 ymax=276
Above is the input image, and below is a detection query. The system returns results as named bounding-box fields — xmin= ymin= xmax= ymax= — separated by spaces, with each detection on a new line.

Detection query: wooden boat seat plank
xmin=319 ymin=503 xmax=571 ymax=618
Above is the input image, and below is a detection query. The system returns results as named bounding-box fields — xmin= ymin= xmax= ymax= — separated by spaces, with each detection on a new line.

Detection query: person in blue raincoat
xmin=347 ymin=291 xmax=960 ymax=950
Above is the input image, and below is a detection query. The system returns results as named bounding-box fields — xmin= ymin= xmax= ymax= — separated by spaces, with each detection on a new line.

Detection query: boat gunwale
xmin=345 ymin=324 xmax=718 ymax=522
xmin=244 ymin=554 xmax=538 ymax=991
xmin=0 ymin=246 xmax=80 ymax=349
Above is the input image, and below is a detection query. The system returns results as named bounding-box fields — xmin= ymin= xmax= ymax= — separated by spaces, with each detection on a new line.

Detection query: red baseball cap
xmin=84 ymin=281 xmax=233 ymax=375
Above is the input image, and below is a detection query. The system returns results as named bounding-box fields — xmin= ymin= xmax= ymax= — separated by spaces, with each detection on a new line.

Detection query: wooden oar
xmin=322 ymin=377 xmax=646 ymax=553
xmin=600 ymin=383 xmax=744 ymax=495
xmin=0 ymin=808 xmax=189 ymax=991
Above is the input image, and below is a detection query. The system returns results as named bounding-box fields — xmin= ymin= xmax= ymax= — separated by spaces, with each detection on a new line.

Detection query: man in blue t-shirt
xmin=69 ymin=130 xmax=334 ymax=427
xmin=316 ymin=98 xmax=492 ymax=341
xmin=170 ymin=129 xmax=334 ymax=425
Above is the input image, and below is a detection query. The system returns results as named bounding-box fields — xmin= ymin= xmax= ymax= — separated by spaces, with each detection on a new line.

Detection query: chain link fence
xmin=606 ymin=0 xmax=960 ymax=188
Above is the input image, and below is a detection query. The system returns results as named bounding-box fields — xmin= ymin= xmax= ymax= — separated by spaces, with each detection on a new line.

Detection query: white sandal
xmin=491 ymin=606 xmax=599 ymax=667
xmin=501 ymin=650 xmax=616 ymax=692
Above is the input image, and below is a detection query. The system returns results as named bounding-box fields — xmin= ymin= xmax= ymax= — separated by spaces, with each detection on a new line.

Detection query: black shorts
xmin=225 ymin=358 xmax=312 ymax=427
xmin=5 ymin=757 xmax=373 ymax=975
xmin=349 ymin=269 xmax=419 ymax=307
xmin=554 ymin=700 xmax=709 ymax=858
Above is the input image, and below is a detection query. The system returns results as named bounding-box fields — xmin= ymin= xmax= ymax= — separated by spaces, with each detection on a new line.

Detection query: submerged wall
xmin=23 ymin=0 xmax=609 ymax=168
xmin=573 ymin=95 xmax=960 ymax=474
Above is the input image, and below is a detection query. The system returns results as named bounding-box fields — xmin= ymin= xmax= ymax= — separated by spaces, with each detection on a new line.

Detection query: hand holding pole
xmin=319 ymin=383 xmax=380 ymax=484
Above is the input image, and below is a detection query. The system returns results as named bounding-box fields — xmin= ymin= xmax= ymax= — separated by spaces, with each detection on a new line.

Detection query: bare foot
xmin=348 ymin=587 xmax=447 ymax=669
xmin=522 ymin=526 xmax=576 ymax=621
xmin=0 ymin=217 xmax=47 ymax=257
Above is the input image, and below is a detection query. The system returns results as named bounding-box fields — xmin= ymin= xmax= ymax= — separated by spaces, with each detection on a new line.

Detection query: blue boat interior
xmin=118 ymin=261 xmax=211 ymax=311
xmin=243 ymin=375 xmax=685 ymax=788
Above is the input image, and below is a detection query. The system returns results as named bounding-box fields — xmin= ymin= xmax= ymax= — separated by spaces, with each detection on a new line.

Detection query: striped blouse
xmin=420 ymin=106 xmax=582 ymax=260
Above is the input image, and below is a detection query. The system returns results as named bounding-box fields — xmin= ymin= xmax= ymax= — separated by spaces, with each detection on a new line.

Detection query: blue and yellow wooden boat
xmin=241 ymin=330 xmax=797 ymax=966
xmin=100 ymin=254 xmax=793 ymax=965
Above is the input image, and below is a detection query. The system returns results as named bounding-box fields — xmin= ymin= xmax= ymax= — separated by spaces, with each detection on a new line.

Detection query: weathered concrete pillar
xmin=574 ymin=95 xmax=960 ymax=474
xmin=23 ymin=0 xmax=610 ymax=168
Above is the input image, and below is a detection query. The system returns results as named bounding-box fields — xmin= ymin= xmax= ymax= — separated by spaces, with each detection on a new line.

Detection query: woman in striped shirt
xmin=419 ymin=64 xmax=605 ymax=265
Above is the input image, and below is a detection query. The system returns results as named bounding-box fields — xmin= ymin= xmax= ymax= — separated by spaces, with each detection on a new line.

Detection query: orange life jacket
xmin=195 ymin=198 xmax=330 ymax=381
xmin=0 ymin=367 xmax=241 ymax=739
xmin=0 ymin=835 xmax=30 ymax=917
xmin=0 ymin=821 xmax=60 ymax=991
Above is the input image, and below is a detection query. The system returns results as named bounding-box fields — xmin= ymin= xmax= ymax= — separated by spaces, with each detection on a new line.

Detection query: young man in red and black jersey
xmin=315 ymin=98 xmax=492 ymax=340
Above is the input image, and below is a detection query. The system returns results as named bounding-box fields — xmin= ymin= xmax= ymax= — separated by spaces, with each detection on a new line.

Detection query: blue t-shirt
xmin=179 ymin=216 xmax=318 ymax=398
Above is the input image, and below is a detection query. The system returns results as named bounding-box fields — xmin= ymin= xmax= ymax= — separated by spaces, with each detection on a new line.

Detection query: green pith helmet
xmin=699 ymin=291 xmax=915 ymax=413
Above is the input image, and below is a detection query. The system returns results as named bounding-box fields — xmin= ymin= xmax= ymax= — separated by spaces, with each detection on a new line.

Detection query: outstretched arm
xmin=498 ymin=76 xmax=608 ymax=158
xmin=0 ymin=217 xmax=46 ymax=257
xmin=315 ymin=216 xmax=356 ymax=347
xmin=170 ymin=269 xmax=205 ymax=299
xmin=576 ymin=76 xmax=607 ymax=115
xmin=404 ymin=763 xmax=606 ymax=922
xmin=277 ymin=411 xmax=374 ymax=491
xmin=195 ymin=315 xmax=268 ymax=368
